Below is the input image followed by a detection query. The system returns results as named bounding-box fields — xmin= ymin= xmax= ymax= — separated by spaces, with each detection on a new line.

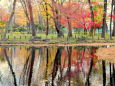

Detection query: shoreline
xmin=0 ymin=42 xmax=115 ymax=46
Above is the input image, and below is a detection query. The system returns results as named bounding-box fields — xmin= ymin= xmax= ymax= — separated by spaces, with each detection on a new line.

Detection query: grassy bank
xmin=0 ymin=32 xmax=115 ymax=44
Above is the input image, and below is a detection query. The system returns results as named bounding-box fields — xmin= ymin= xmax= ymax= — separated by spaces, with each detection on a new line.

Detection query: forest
xmin=0 ymin=0 xmax=115 ymax=43
xmin=0 ymin=1 xmax=115 ymax=86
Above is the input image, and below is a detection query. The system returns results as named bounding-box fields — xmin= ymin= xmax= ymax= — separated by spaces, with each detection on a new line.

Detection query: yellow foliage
xmin=0 ymin=23 xmax=5 ymax=27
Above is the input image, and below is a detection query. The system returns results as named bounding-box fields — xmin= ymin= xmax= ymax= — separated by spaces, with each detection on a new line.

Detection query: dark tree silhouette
xmin=112 ymin=1 xmax=115 ymax=36
xmin=101 ymin=0 xmax=107 ymax=38
xmin=52 ymin=47 xmax=63 ymax=86
xmin=102 ymin=60 xmax=106 ymax=86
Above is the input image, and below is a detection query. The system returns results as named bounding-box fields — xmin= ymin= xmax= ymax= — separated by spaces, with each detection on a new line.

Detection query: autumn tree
xmin=3 ymin=0 xmax=17 ymax=40
xmin=61 ymin=2 xmax=91 ymax=35
xmin=88 ymin=0 xmax=95 ymax=38
xmin=91 ymin=1 xmax=103 ymax=35
xmin=101 ymin=0 xmax=107 ymax=38
xmin=60 ymin=1 xmax=74 ymax=38
xmin=51 ymin=0 xmax=64 ymax=37
xmin=67 ymin=0 xmax=73 ymax=38
xmin=42 ymin=0 xmax=50 ymax=36
xmin=0 ymin=8 xmax=9 ymax=33
xmin=20 ymin=0 xmax=36 ymax=37
xmin=27 ymin=0 xmax=36 ymax=36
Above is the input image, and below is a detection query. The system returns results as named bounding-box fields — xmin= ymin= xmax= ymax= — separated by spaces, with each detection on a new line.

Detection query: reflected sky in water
xmin=0 ymin=46 xmax=115 ymax=86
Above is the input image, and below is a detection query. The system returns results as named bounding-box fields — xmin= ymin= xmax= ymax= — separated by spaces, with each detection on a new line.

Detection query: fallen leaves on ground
xmin=96 ymin=47 xmax=115 ymax=63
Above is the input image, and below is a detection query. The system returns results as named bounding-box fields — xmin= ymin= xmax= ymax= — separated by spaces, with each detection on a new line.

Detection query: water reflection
xmin=0 ymin=46 xmax=115 ymax=86
xmin=4 ymin=48 xmax=17 ymax=86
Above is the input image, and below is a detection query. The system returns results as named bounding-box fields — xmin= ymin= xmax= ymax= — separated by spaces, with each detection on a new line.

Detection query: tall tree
xmin=27 ymin=0 xmax=36 ymax=36
xmin=20 ymin=0 xmax=36 ymax=37
xmin=109 ymin=0 xmax=114 ymax=39
xmin=101 ymin=0 xmax=107 ymax=38
xmin=3 ymin=0 xmax=17 ymax=40
xmin=87 ymin=0 xmax=95 ymax=38
xmin=51 ymin=0 xmax=64 ymax=37
xmin=42 ymin=0 xmax=49 ymax=36
xmin=112 ymin=1 xmax=115 ymax=36
xmin=67 ymin=0 xmax=72 ymax=38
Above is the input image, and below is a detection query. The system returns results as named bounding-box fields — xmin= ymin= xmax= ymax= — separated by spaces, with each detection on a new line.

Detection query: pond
xmin=0 ymin=45 xmax=115 ymax=86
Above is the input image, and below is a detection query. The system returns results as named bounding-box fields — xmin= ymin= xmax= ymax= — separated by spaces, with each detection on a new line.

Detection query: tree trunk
xmin=46 ymin=3 xmax=49 ymax=36
xmin=101 ymin=0 xmax=107 ymax=38
xmin=67 ymin=0 xmax=72 ymax=38
xmin=27 ymin=0 xmax=36 ymax=37
xmin=51 ymin=0 xmax=64 ymax=37
xmin=3 ymin=0 xmax=17 ymax=40
xmin=109 ymin=0 xmax=114 ymax=39
xmin=67 ymin=19 xmax=72 ymax=38
xmin=68 ymin=29 xmax=72 ymax=38
xmin=88 ymin=0 xmax=94 ymax=38
xmin=54 ymin=20 xmax=64 ymax=37
xmin=112 ymin=4 xmax=115 ymax=36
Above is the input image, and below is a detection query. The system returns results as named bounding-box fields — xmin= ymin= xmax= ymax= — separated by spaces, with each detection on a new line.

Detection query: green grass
xmin=0 ymin=32 xmax=115 ymax=43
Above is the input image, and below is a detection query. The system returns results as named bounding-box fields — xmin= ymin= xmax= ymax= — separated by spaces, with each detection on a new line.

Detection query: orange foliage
xmin=0 ymin=8 xmax=9 ymax=22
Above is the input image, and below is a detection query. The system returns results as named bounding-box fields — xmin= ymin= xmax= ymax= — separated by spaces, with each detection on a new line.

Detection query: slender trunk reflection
xmin=85 ymin=47 xmax=95 ymax=86
xmin=20 ymin=53 xmax=30 ymax=85
xmin=102 ymin=60 xmax=106 ymax=86
xmin=85 ymin=58 xmax=93 ymax=86
xmin=3 ymin=48 xmax=17 ymax=86
xmin=28 ymin=47 xmax=35 ymax=86
xmin=110 ymin=63 xmax=113 ymax=86
xmin=19 ymin=47 xmax=35 ymax=86
xmin=52 ymin=47 xmax=63 ymax=86
xmin=45 ymin=48 xmax=49 ymax=86
xmin=67 ymin=47 xmax=72 ymax=86
xmin=113 ymin=65 xmax=115 ymax=85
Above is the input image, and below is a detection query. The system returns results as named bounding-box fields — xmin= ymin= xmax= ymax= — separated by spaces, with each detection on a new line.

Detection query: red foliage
xmin=60 ymin=2 xmax=85 ymax=29
xmin=108 ymin=14 xmax=115 ymax=21
xmin=2 ymin=14 xmax=9 ymax=22
xmin=0 ymin=8 xmax=9 ymax=22
xmin=59 ymin=2 xmax=102 ymax=30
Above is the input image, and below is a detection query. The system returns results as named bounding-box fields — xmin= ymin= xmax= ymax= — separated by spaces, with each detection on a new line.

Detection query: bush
xmin=35 ymin=24 xmax=44 ymax=31
xmin=13 ymin=27 xmax=27 ymax=32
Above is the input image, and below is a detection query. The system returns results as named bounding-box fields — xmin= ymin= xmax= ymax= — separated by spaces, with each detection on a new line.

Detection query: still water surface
xmin=0 ymin=45 xmax=115 ymax=86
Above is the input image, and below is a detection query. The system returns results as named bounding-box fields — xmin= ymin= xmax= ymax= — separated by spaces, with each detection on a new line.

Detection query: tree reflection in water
xmin=19 ymin=47 xmax=35 ymax=86
xmin=102 ymin=60 xmax=106 ymax=86
xmin=45 ymin=47 xmax=49 ymax=86
xmin=4 ymin=48 xmax=17 ymax=86
xmin=52 ymin=47 xmax=63 ymax=86
xmin=0 ymin=46 xmax=115 ymax=86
